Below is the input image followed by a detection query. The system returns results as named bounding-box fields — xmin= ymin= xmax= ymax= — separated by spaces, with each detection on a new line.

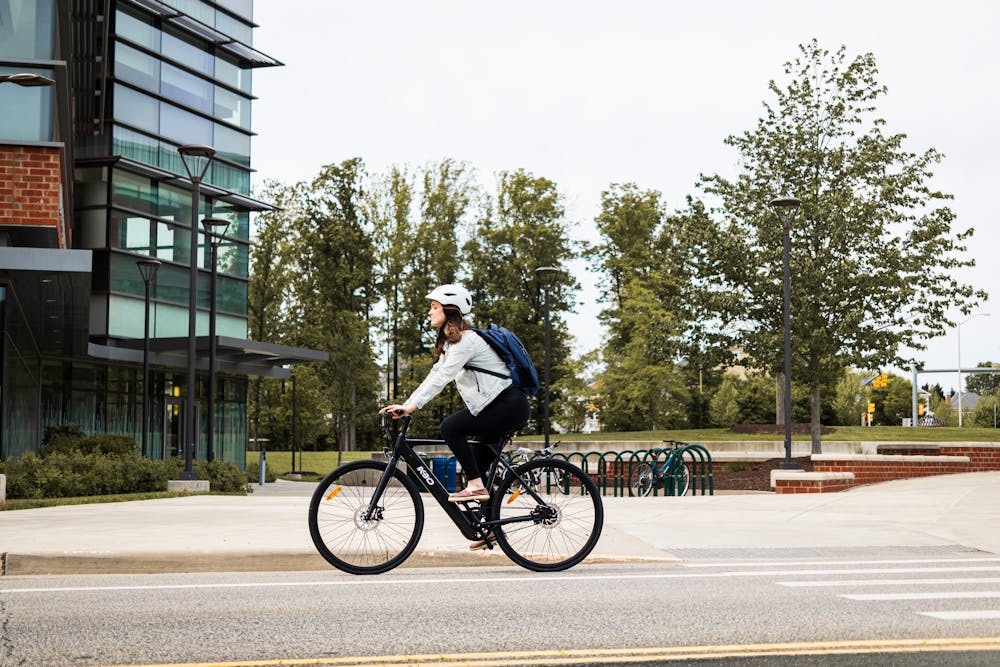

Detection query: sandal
xmin=470 ymin=531 xmax=495 ymax=551
xmin=448 ymin=487 xmax=490 ymax=503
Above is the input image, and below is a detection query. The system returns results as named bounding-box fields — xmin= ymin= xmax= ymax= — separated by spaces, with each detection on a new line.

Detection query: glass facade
xmin=2 ymin=0 xmax=284 ymax=469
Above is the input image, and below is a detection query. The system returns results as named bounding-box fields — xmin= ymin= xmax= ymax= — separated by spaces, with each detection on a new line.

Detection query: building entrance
xmin=164 ymin=398 xmax=199 ymax=460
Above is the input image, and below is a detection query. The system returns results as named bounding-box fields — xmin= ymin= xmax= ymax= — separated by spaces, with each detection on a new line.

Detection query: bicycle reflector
xmin=325 ymin=486 xmax=343 ymax=501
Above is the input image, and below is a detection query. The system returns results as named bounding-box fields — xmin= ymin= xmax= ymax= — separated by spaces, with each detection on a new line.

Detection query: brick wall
xmin=812 ymin=455 xmax=971 ymax=486
xmin=939 ymin=446 xmax=1000 ymax=472
xmin=0 ymin=145 xmax=63 ymax=246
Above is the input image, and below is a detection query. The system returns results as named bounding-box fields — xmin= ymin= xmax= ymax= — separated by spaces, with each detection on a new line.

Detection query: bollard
xmin=259 ymin=449 xmax=266 ymax=486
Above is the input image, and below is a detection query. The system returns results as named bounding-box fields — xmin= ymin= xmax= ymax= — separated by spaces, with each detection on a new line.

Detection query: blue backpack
xmin=464 ymin=325 xmax=541 ymax=396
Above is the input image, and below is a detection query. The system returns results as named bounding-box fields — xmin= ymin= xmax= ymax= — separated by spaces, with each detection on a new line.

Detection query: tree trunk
xmin=810 ymin=386 xmax=823 ymax=455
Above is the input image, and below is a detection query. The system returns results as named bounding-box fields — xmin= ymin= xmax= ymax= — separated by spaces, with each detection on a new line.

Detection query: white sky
xmin=249 ymin=0 xmax=1000 ymax=393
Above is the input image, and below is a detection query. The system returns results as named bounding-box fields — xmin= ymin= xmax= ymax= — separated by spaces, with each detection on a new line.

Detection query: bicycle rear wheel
xmin=628 ymin=462 xmax=654 ymax=497
xmin=308 ymin=460 xmax=424 ymax=575
xmin=490 ymin=458 xmax=603 ymax=572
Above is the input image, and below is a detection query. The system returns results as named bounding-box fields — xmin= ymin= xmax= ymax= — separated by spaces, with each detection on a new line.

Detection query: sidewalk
xmin=2 ymin=472 xmax=999 ymax=575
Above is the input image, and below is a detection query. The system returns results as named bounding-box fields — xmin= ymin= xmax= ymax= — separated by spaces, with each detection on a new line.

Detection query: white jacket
xmin=404 ymin=330 xmax=513 ymax=416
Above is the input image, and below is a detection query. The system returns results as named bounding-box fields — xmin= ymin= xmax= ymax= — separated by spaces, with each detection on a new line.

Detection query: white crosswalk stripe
xmin=689 ymin=554 xmax=1000 ymax=624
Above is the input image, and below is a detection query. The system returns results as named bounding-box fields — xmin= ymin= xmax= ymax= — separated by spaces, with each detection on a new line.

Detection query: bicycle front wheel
xmin=491 ymin=458 xmax=603 ymax=572
xmin=628 ymin=462 xmax=654 ymax=497
xmin=308 ymin=460 xmax=424 ymax=575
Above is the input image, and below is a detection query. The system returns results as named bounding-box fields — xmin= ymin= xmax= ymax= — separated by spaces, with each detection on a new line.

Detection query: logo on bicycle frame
xmin=417 ymin=465 xmax=436 ymax=487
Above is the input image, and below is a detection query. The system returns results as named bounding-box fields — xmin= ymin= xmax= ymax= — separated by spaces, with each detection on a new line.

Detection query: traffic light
xmin=918 ymin=402 xmax=925 ymax=416
xmin=872 ymin=371 xmax=889 ymax=389
xmin=867 ymin=402 xmax=876 ymax=414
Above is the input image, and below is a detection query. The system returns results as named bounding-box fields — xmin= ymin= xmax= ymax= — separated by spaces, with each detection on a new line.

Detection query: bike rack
xmin=544 ymin=445 xmax=713 ymax=497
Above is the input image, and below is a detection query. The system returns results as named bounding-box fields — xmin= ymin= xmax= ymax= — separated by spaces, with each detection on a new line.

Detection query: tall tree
xmin=465 ymin=169 xmax=578 ymax=432
xmin=247 ymin=180 xmax=295 ymax=450
xmin=366 ymin=165 xmax=416 ymax=402
xmin=696 ymin=40 xmax=985 ymax=452
xmin=288 ymin=159 xmax=380 ymax=451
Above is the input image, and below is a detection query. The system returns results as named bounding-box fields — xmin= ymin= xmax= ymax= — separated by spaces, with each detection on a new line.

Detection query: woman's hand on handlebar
xmin=380 ymin=404 xmax=414 ymax=419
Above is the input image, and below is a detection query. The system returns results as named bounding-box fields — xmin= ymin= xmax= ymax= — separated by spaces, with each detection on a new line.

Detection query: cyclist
xmin=380 ymin=283 xmax=530 ymax=514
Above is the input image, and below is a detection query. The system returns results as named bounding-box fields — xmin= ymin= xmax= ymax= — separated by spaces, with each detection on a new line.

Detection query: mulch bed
xmin=710 ymin=456 xmax=813 ymax=492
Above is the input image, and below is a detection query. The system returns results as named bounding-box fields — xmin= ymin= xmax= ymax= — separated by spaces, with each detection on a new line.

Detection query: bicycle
xmin=308 ymin=413 xmax=603 ymax=574
xmin=628 ymin=440 xmax=692 ymax=497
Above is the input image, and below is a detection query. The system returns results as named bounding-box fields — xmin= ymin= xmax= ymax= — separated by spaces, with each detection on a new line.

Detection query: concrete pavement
xmin=2 ymin=471 xmax=999 ymax=575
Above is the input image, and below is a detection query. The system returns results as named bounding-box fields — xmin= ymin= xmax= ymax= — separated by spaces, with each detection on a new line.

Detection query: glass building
xmin=1 ymin=0 xmax=324 ymax=466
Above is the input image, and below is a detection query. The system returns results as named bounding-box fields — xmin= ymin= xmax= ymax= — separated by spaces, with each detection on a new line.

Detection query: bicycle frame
xmin=366 ymin=415 xmax=552 ymax=541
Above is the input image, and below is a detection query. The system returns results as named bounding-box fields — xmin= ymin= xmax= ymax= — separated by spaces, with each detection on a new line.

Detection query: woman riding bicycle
xmin=380 ymin=283 xmax=530 ymax=511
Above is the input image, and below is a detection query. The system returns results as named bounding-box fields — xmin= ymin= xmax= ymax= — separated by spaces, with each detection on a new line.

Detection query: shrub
xmin=4 ymin=452 xmax=175 ymax=499
xmin=193 ymin=459 xmax=251 ymax=493
xmin=41 ymin=430 xmax=139 ymax=457
xmin=41 ymin=423 xmax=86 ymax=453
xmin=246 ymin=459 xmax=276 ymax=483
xmin=2 ymin=452 xmax=252 ymax=498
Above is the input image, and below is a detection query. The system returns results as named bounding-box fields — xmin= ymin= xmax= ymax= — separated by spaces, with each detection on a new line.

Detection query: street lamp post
xmin=535 ymin=266 xmax=560 ymax=449
xmin=769 ymin=196 xmax=802 ymax=469
xmin=201 ymin=217 xmax=231 ymax=462
xmin=177 ymin=145 xmax=216 ymax=479
xmin=957 ymin=312 xmax=991 ymax=427
xmin=136 ymin=259 xmax=161 ymax=458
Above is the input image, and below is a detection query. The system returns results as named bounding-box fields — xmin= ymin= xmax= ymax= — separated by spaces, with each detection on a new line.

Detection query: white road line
xmin=683 ymin=557 xmax=1000 ymax=568
xmin=918 ymin=610 xmax=1000 ymax=620
xmin=779 ymin=578 xmax=1000 ymax=587
xmin=841 ymin=591 xmax=1000 ymax=601
xmin=6 ymin=567 xmax=1000 ymax=594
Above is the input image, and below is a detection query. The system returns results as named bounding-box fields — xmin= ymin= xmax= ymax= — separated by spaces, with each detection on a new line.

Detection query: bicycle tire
xmin=672 ymin=461 xmax=692 ymax=496
xmin=490 ymin=458 xmax=603 ymax=572
xmin=628 ymin=462 xmax=654 ymax=497
xmin=308 ymin=460 xmax=424 ymax=575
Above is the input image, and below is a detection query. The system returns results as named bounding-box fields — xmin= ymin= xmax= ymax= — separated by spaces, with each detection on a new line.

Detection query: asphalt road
xmin=2 ymin=555 xmax=1000 ymax=666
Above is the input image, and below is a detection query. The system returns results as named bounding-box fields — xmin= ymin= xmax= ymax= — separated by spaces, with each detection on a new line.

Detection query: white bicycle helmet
xmin=426 ymin=283 xmax=473 ymax=315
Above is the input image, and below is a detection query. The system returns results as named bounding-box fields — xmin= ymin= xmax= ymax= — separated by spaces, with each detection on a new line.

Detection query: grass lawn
xmin=251 ymin=450 xmax=373 ymax=480
xmin=0 ymin=491 xmax=212 ymax=511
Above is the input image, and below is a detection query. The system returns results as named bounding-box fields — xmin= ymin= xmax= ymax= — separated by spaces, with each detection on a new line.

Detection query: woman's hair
xmin=435 ymin=305 xmax=472 ymax=355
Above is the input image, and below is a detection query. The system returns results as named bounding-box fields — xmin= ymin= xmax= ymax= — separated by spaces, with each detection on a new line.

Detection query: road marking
xmin=8 ymin=567 xmax=1000 ymax=595
xmin=919 ymin=611 xmax=1000 ymax=620
xmin=779 ymin=577 xmax=1000 ymax=587
xmin=841 ymin=591 xmax=1000 ymax=601
xmin=87 ymin=637 xmax=1000 ymax=667
xmin=684 ymin=557 xmax=1000 ymax=568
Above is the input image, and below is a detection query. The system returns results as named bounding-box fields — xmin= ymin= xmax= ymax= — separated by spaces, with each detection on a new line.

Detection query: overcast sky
xmin=249 ymin=0 xmax=999 ymax=392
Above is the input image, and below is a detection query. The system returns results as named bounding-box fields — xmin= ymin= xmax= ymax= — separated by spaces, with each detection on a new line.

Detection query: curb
xmin=0 ymin=551 xmax=676 ymax=576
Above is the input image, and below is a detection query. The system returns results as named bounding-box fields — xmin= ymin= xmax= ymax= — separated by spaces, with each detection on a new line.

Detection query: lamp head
xmin=201 ymin=217 xmax=232 ymax=239
xmin=0 ymin=72 xmax=56 ymax=87
xmin=177 ymin=145 xmax=216 ymax=181
xmin=136 ymin=258 xmax=162 ymax=284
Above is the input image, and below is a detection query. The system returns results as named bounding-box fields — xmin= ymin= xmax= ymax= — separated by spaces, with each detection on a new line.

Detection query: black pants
xmin=440 ymin=387 xmax=531 ymax=482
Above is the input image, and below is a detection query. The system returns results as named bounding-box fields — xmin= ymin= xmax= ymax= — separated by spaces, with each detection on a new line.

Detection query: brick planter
xmin=772 ymin=471 xmax=854 ymax=494
xmin=812 ymin=454 xmax=971 ymax=486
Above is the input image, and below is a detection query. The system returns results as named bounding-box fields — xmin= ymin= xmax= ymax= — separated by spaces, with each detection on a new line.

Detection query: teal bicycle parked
xmin=628 ymin=440 xmax=692 ymax=497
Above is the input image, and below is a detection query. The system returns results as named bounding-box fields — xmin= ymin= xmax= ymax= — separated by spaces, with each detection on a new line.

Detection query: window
xmin=214 ymin=86 xmax=251 ymax=131
xmin=0 ymin=66 xmax=54 ymax=141
xmin=213 ymin=123 xmax=250 ymax=166
xmin=214 ymin=10 xmax=252 ymax=45
xmin=112 ymin=125 xmax=160 ymax=165
xmin=0 ymin=0 xmax=55 ymax=58
xmin=114 ymin=42 xmax=160 ymax=92
xmin=161 ymin=63 xmax=213 ymax=115
xmin=115 ymin=9 xmax=160 ymax=51
xmin=111 ymin=170 xmax=156 ymax=215
xmin=160 ymin=102 xmax=212 ymax=147
xmin=110 ymin=212 xmax=153 ymax=255
xmin=114 ymin=85 xmax=159 ymax=134
xmin=215 ymin=57 xmax=252 ymax=95
xmin=162 ymin=29 xmax=214 ymax=75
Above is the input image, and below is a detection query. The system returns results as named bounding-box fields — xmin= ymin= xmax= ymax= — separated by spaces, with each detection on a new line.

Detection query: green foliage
xmin=930 ymin=392 xmax=956 ymax=426
xmin=41 ymin=423 xmax=86 ymax=450
xmin=971 ymin=395 xmax=999 ymax=428
xmin=965 ymin=362 xmax=1000 ymax=396
xmin=245 ymin=458 xmax=277 ymax=483
xmin=688 ymin=40 xmax=984 ymax=450
xmin=833 ymin=370 xmax=868 ymax=426
xmin=40 ymin=431 xmax=139 ymax=457
xmin=870 ymin=374 xmax=913 ymax=425
xmin=192 ymin=459 xmax=251 ymax=493
xmin=4 ymin=452 xmax=174 ymax=499
xmin=709 ymin=376 xmax=741 ymax=427
xmin=464 ymin=168 xmax=579 ymax=433
xmin=3 ymin=452 xmax=247 ymax=499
